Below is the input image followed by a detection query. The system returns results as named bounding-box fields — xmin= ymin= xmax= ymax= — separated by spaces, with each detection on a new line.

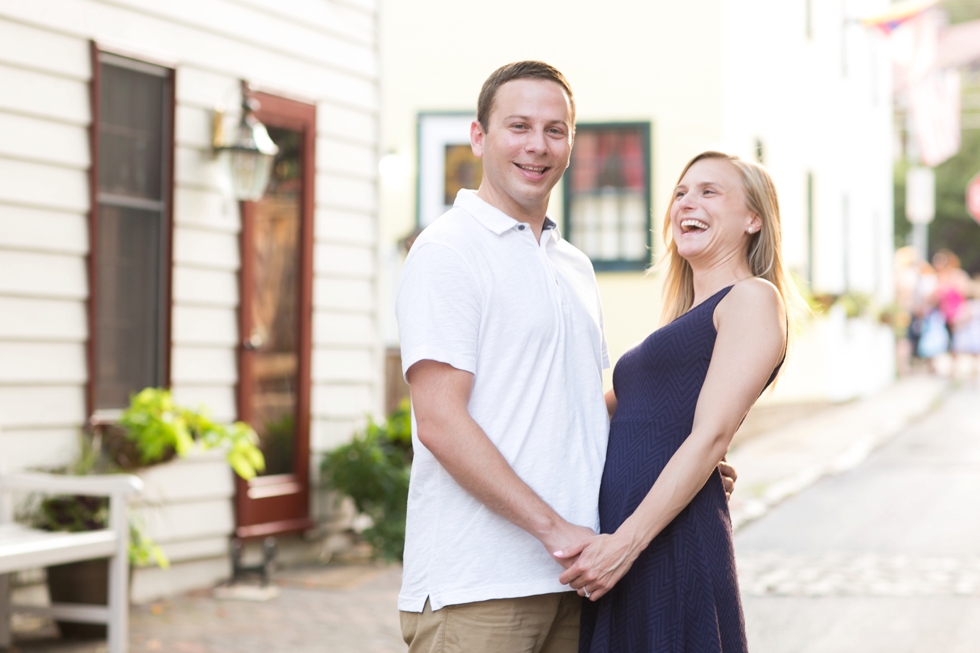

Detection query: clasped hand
xmin=553 ymin=532 xmax=638 ymax=601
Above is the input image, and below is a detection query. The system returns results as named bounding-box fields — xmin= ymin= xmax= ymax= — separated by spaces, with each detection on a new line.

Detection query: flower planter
xmin=129 ymin=449 xmax=237 ymax=603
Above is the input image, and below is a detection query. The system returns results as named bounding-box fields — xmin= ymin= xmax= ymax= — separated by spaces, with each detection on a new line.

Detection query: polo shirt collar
xmin=455 ymin=189 xmax=558 ymax=237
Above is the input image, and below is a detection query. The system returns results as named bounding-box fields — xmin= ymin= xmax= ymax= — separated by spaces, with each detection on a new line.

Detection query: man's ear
xmin=470 ymin=120 xmax=485 ymax=158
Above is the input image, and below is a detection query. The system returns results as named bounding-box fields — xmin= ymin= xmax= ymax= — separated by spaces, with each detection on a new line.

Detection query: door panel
xmin=235 ymin=91 xmax=315 ymax=539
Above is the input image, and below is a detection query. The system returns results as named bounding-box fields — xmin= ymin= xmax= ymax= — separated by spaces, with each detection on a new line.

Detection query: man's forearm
xmin=417 ymin=407 xmax=564 ymax=541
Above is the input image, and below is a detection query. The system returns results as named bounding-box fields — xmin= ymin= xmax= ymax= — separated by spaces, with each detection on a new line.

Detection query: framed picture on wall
xmin=417 ymin=112 xmax=482 ymax=227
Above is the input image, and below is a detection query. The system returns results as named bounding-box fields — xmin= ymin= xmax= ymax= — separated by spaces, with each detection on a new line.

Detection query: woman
xmin=556 ymin=151 xmax=797 ymax=652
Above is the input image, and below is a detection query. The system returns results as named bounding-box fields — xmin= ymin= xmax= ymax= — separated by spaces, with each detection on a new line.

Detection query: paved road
xmin=736 ymin=385 xmax=980 ymax=653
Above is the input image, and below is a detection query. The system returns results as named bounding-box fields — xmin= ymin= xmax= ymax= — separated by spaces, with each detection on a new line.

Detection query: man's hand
xmin=541 ymin=521 xmax=598 ymax=570
xmin=718 ymin=458 xmax=737 ymax=500
xmin=555 ymin=531 xmax=638 ymax=601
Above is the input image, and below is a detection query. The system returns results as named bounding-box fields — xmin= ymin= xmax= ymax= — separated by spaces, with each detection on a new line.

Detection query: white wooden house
xmin=0 ymin=0 xmax=383 ymax=601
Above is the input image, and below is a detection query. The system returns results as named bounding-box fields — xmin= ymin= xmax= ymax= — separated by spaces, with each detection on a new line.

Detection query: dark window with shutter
xmin=93 ymin=54 xmax=172 ymax=411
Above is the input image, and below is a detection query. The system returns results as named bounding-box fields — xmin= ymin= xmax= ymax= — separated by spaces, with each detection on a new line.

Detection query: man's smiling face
xmin=470 ymin=78 xmax=573 ymax=221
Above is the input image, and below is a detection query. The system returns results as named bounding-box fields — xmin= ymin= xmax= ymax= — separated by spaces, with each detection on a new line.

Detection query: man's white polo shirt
xmin=396 ymin=189 xmax=610 ymax=612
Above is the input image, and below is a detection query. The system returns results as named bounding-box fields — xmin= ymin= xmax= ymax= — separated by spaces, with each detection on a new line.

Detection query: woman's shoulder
xmin=717 ymin=277 xmax=784 ymax=325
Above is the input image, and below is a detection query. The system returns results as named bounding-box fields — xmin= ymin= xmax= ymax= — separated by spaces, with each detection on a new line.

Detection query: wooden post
xmin=106 ymin=490 xmax=129 ymax=653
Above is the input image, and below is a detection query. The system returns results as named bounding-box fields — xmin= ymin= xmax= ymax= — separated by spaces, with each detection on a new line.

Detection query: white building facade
xmin=0 ymin=0 xmax=383 ymax=600
xmin=379 ymin=0 xmax=895 ymax=405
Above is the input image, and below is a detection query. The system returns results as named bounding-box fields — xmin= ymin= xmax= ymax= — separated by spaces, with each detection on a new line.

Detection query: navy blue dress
xmin=581 ymin=286 xmax=774 ymax=653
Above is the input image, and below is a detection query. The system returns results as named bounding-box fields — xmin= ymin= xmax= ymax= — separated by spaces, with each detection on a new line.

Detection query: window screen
xmin=93 ymin=55 xmax=171 ymax=410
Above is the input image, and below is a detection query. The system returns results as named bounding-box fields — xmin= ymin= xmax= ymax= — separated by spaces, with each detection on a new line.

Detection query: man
xmin=396 ymin=61 xmax=735 ymax=653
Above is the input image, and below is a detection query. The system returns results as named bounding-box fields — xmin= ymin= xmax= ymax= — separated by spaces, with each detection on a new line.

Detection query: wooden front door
xmin=235 ymin=91 xmax=315 ymax=539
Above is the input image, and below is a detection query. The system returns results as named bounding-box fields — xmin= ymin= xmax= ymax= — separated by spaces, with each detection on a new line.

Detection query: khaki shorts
xmin=400 ymin=592 xmax=581 ymax=653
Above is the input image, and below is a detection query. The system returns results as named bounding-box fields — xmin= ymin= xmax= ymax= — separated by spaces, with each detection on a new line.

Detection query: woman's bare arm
xmin=557 ymin=279 xmax=785 ymax=599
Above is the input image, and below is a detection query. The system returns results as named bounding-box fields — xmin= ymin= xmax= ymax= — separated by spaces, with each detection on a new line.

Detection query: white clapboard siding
xmin=170 ymin=384 xmax=237 ymax=423
xmin=135 ymin=453 xmax=234 ymax=505
xmin=0 ymin=206 xmax=87 ymax=255
xmin=0 ymin=342 xmax=86 ymax=384
xmin=311 ymin=416 xmax=359 ymax=452
xmin=314 ymin=243 xmax=375 ymax=279
xmin=0 ymin=297 xmax=86 ymax=341
xmin=0 ymin=385 xmax=85 ymax=429
xmin=132 ymin=499 xmax=234 ymax=544
xmin=172 ymin=305 xmax=238 ymax=346
xmin=174 ymin=66 xmax=242 ymax=110
xmin=314 ymin=208 xmax=376 ymax=245
xmin=108 ymin=0 xmax=376 ymax=78
xmin=171 ymin=346 xmax=238 ymax=385
xmin=0 ymin=428 xmax=79 ymax=472
xmin=312 ymin=348 xmax=375 ymax=383
xmin=172 ymin=267 xmax=238 ymax=307
xmin=315 ymin=135 xmax=375 ymax=180
xmin=175 ymin=105 xmax=213 ymax=150
xmin=313 ymin=311 xmax=376 ymax=347
xmin=0 ymin=19 xmax=89 ymax=80
xmin=0 ymin=2 xmax=377 ymax=111
xmin=174 ymin=187 xmax=239 ymax=234
xmin=315 ymin=173 xmax=376 ymax=213
xmin=131 ymin=556 xmax=230 ymax=604
xmin=317 ymin=101 xmax=377 ymax=145
xmin=173 ymin=227 xmax=240 ymax=270
xmin=0 ymin=249 xmax=87 ymax=299
xmin=313 ymin=278 xmax=374 ymax=313
xmin=312 ymin=383 xmax=374 ymax=419
xmin=0 ymin=111 xmax=89 ymax=169
xmin=0 ymin=62 xmax=89 ymax=125
xmin=156 ymin=536 xmax=228 ymax=564
xmin=175 ymin=146 xmax=227 ymax=193
xmin=0 ymin=157 xmax=88 ymax=213
xmin=229 ymin=0 xmax=375 ymax=45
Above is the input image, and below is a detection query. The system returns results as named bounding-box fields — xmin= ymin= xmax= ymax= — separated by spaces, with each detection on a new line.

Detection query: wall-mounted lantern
xmin=212 ymin=96 xmax=279 ymax=201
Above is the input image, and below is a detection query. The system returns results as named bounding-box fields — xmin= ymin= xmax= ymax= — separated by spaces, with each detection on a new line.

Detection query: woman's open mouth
xmin=680 ymin=219 xmax=709 ymax=234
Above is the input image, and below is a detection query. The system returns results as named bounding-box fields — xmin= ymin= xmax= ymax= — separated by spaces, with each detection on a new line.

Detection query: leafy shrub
xmin=321 ymin=400 xmax=412 ymax=561
xmin=120 ymin=388 xmax=265 ymax=480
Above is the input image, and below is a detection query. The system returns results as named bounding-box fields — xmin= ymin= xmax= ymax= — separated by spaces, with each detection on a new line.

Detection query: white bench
xmin=0 ymin=472 xmax=143 ymax=653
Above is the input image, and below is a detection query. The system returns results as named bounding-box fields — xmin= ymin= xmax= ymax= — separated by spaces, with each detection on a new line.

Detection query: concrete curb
xmin=728 ymin=376 xmax=950 ymax=531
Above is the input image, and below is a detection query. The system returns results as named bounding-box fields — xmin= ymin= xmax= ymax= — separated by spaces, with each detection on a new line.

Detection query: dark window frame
xmin=87 ymin=42 xmax=176 ymax=417
xmin=562 ymin=121 xmax=653 ymax=272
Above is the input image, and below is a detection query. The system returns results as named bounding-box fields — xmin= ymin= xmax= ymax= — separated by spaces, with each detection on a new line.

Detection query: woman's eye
xmin=675 ymin=191 xmax=685 ymax=199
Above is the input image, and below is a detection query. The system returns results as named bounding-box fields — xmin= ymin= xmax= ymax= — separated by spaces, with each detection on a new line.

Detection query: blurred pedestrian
xmin=894 ymin=246 xmax=920 ymax=375
xmin=930 ymin=250 xmax=970 ymax=373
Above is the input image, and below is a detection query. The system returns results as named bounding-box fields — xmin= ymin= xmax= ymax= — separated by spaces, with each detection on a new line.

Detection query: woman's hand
xmin=553 ymin=531 xmax=639 ymax=601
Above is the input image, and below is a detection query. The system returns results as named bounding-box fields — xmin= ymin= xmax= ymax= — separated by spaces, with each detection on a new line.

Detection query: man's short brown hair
xmin=477 ymin=61 xmax=576 ymax=132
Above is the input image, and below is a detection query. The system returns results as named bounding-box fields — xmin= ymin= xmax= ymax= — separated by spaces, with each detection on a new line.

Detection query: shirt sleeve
xmin=396 ymin=242 xmax=483 ymax=380
xmin=597 ymin=286 xmax=610 ymax=370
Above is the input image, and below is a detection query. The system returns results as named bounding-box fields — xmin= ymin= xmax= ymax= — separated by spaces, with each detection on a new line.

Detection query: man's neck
xmin=475 ymin=186 xmax=549 ymax=241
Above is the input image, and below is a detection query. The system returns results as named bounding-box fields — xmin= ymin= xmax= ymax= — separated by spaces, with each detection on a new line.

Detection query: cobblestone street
xmin=737 ymin=384 xmax=980 ymax=652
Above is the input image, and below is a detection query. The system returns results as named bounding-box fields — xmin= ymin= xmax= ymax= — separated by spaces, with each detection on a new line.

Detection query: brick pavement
xmin=7 ymin=564 xmax=405 ymax=653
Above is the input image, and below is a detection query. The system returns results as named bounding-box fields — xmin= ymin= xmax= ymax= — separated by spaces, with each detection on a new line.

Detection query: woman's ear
xmin=747 ymin=213 xmax=762 ymax=235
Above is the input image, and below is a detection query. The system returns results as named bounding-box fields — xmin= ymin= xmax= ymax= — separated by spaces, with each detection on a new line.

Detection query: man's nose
xmin=524 ymin=127 xmax=547 ymax=152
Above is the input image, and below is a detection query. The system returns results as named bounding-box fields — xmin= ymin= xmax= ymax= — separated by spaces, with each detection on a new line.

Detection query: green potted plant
xmin=31 ymin=387 xmax=265 ymax=637
xmin=320 ymin=400 xmax=412 ymax=562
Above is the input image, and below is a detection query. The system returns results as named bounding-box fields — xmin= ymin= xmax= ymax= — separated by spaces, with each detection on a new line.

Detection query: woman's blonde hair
xmin=660 ymin=151 xmax=804 ymax=355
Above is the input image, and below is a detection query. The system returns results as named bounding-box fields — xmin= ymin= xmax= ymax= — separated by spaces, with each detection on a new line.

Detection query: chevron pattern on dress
xmin=581 ymin=285 xmax=756 ymax=653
